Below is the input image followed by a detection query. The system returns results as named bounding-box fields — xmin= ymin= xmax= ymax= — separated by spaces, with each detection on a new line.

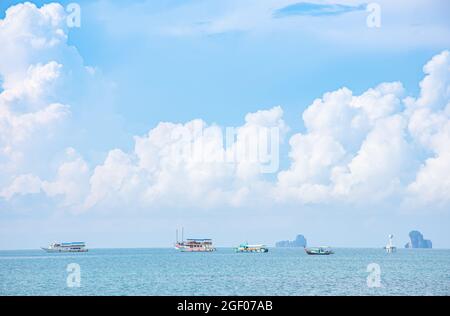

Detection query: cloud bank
xmin=1 ymin=2 xmax=449 ymax=216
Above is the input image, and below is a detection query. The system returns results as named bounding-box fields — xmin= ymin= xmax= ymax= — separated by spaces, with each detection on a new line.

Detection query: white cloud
xmin=0 ymin=3 xmax=72 ymax=182
xmin=0 ymin=174 xmax=42 ymax=200
xmin=0 ymin=2 xmax=449 ymax=216
xmin=1 ymin=61 xmax=63 ymax=106
xmin=408 ymin=150 xmax=450 ymax=207
xmin=0 ymin=2 xmax=67 ymax=75
xmin=41 ymin=148 xmax=90 ymax=209
xmin=0 ymin=2 xmax=104 ymax=196
xmin=1 ymin=148 xmax=89 ymax=211
xmin=2 ymin=46 xmax=450 ymax=213
xmin=414 ymin=50 xmax=450 ymax=110
xmin=406 ymin=50 xmax=450 ymax=207
xmin=0 ymin=102 xmax=69 ymax=145
xmin=331 ymin=115 xmax=413 ymax=201
xmin=84 ymin=106 xmax=286 ymax=210
xmin=79 ymin=54 xmax=449 ymax=210
xmin=276 ymin=81 xmax=408 ymax=203
xmin=0 ymin=60 xmax=68 ymax=152
xmin=84 ymin=148 xmax=141 ymax=210
xmin=275 ymin=51 xmax=450 ymax=209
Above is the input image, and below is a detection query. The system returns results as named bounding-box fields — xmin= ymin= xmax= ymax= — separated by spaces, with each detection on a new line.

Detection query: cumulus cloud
xmin=0 ymin=3 xmax=71 ymax=183
xmin=276 ymin=82 xmax=407 ymax=202
xmin=0 ymin=2 xmax=68 ymax=81
xmin=276 ymin=50 xmax=450 ymax=209
xmin=406 ymin=51 xmax=450 ymax=207
xmin=0 ymin=174 xmax=42 ymax=200
xmin=84 ymin=106 xmax=286 ymax=210
xmin=1 ymin=147 xmax=90 ymax=211
xmin=0 ymin=61 xmax=69 ymax=155
xmin=331 ymin=114 xmax=413 ymax=201
xmin=79 ymin=54 xmax=449 ymax=211
xmin=0 ymin=2 xmax=106 ymax=200
xmin=0 ymin=60 xmax=70 ymax=175
xmin=2 ymin=41 xmax=449 ymax=213
xmin=41 ymin=148 xmax=90 ymax=209
xmin=413 ymin=50 xmax=450 ymax=110
xmin=1 ymin=2 xmax=449 ymax=215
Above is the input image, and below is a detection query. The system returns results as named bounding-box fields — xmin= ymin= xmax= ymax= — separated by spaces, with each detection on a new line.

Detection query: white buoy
xmin=385 ymin=234 xmax=396 ymax=253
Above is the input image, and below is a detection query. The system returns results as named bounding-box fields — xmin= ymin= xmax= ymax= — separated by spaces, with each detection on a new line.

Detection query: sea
xmin=0 ymin=248 xmax=449 ymax=296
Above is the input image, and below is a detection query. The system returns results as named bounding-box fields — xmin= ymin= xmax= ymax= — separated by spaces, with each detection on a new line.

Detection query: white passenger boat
xmin=41 ymin=242 xmax=88 ymax=253
xmin=174 ymin=228 xmax=216 ymax=252
xmin=175 ymin=239 xmax=216 ymax=252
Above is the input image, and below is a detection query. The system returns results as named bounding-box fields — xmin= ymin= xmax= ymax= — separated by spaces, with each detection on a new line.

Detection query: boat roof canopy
xmin=61 ymin=242 xmax=85 ymax=245
xmin=186 ymin=238 xmax=212 ymax=241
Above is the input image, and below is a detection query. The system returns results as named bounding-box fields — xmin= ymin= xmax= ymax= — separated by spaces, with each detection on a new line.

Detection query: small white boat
xmin=41 ymin=242 xmax=88 ymax=253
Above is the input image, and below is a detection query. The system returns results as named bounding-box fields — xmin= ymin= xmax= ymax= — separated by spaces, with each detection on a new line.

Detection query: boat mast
xmin=182 ymin=227 xmax=184 ymax=242
xmin=176 ymin=229 xmax=178 ymax=243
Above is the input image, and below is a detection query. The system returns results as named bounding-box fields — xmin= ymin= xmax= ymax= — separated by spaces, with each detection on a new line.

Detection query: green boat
xmin=235 ymin=243 xmax=268 ymax=253
xmin=304 ymin=246 xmax=334 ymax=255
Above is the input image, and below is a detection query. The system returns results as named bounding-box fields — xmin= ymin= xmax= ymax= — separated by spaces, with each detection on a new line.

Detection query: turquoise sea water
xmin=0 ymin=248 xmax=449 ymax=296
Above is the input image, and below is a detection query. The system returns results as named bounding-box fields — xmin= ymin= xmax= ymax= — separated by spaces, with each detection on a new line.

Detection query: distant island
xmin=276 ymin=234 xmax=307 ymax=248
xmin=405 ymin=230 xmax=432 ymax=249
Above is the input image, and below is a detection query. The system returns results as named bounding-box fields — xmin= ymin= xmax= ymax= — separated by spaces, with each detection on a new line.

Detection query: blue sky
xmin=7 ymin=0 xmax=437 ymax=158
xmin=1 ymin=0 xmax=450 ymax=249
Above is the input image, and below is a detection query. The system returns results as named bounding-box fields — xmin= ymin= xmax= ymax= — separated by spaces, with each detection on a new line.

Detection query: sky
xmin=0 ymin=0 xmax=450 ymax=249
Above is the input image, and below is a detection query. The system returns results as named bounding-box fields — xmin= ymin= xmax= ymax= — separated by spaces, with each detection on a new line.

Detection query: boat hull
xmin=175 ymin=239 xmax=216 ymax=252
xmin=175 ymin=247 xmax=216 ymax=252
xmin=304 ymin=248 xmax=334 ymax=255
xmin=384 ymin=246 xmax=396 ymax=253
xmin=41 ymin=247 xmax=88 ymax=253
xmin=305 ymin=251 xmax=332 ymax=255
xmin=235 ymin=248 xmax=268 ymax=253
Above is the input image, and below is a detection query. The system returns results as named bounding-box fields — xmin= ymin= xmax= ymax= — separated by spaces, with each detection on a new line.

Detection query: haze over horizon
xmin=1 ymin=0 xmax=450 ymax=250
